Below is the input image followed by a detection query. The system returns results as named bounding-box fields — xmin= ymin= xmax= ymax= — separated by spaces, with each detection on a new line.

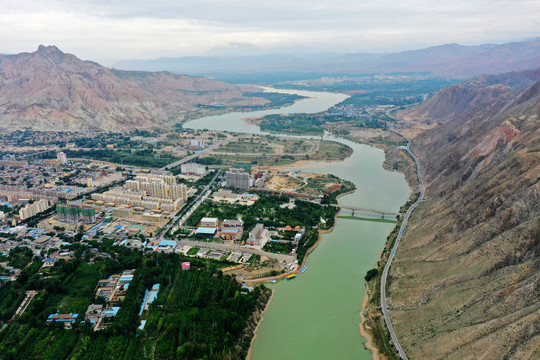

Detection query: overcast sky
xmin=2 ymin=0 xmax=539 ymax=64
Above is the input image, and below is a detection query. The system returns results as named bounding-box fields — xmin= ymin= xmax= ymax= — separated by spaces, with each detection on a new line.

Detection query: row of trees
xmin=65 ymin=149 xmax=177 ymax=168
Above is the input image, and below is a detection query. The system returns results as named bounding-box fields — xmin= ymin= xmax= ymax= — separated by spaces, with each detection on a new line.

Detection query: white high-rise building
xmin=57 ymin=152 xmax=67 ymax=164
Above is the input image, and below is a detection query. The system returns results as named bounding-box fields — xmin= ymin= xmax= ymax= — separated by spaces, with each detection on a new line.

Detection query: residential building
xmin=56 ymin=152 xmax=67 ymax=164
xmin=56 ymin=204 xmax=81 ymax=223
xmin=225 ymin=170 xmax=252 ymax=190
xmin=97 ymin=174 xmax=187 ymax=211
xmin=112 ymin=207 xmax=133 ymax=219
xmin=82 ymin=208 xmax=96 ymax=224
xmin=180 ymin=162 xmax=207 ymax=175
xmin=19 ymin=199 xmax=51 ymax=220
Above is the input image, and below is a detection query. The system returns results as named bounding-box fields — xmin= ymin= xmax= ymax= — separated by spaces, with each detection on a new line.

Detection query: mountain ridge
xmin=113 ymin=40 xmax=540 ymax=79
xmin=0 ymin=45 xmax=267 ymax=131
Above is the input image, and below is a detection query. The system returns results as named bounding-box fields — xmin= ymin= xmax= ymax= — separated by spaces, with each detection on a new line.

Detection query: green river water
xmin=185 ymin=89 xmax=411 ymax=359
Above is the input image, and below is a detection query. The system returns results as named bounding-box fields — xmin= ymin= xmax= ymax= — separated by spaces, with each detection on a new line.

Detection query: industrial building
xmin=195 ymin=227 xmax=217 ymax=237
xmin=200 ymin=217 xmax=218 ymax=227
xmin=47 ymin=313 xmax=78 ymax=328
xmin=220 ymin=228 xmax=243 ymax=241
xmin=222 ymin=219 xmax=243 ymax=228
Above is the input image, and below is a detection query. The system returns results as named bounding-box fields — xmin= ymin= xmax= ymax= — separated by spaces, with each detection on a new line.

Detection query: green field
xmin=219 ymin=139 xmax=275 ymax=154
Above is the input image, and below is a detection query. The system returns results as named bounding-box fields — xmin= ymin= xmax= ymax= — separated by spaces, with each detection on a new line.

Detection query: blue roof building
xmin=195 ymin=227 xmax=217 ymax=237
xmin=158 ymin=240 xmax=177 ymax=248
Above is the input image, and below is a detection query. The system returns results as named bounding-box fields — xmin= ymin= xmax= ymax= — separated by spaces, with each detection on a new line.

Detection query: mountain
xmin=387 ymin=74 xmax=540 ymax=358
xmin=114 ymin=53 xmax=313 ymax=76
xmin=398 ymin=84 xmax=515 ymax=123
xmin=0 ymin=45 xmax=267 ymax=131
xmin=461 ymin=68 xmax=540 ymax=90
xmin=320 ymin=41 xmax=540 ymax=77
xmin=113 ymin=40 xmax=540 ymax=79
xmin=398 ymin=68 xmax=540 ymax=123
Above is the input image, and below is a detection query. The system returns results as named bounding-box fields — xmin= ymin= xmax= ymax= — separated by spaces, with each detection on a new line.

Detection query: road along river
xmin=185 ymin=89 xmax=410 ymax=359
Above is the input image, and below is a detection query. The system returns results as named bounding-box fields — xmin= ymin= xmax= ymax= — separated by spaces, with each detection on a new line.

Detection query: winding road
xmin=380 ymin=133 xmax=425 ymax=360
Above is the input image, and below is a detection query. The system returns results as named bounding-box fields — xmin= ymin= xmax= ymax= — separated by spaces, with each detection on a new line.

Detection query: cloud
xmin=1 ymin=0 xmax=539 ymax=63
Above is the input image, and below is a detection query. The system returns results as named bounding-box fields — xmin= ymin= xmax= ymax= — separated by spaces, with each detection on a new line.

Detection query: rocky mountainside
xmin=0 ymin=45 xmax=266 ymax=131
xmin=388 ymin=76 xmax=540 ymax=358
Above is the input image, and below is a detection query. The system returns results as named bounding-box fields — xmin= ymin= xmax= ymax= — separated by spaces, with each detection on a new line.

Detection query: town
xmin=0 ymin=130 xmax=355 ymax=333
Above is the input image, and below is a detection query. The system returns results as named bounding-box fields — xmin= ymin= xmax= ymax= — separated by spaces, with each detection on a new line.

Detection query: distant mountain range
xmin=0 ymin=45 xmax=266 ymax=131
xmin=388 ymin=69 xmax=540 ymax=358
xmin=113 ymin=40 xmax=540 ymax=79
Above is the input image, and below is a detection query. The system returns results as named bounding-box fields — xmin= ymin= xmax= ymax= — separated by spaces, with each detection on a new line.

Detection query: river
xmin=185 ymin=89 xmax=410 ymax=359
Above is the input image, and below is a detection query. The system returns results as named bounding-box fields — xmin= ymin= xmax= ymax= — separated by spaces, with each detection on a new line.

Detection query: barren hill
xmin=0 ymin=45 xmax=267 ymax=131
xmin=389 ymin=75 xmax=540 ymax=358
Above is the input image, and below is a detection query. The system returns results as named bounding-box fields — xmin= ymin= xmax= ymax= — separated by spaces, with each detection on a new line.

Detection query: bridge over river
xmin=329 ymin=204 xmax=401 ymax=217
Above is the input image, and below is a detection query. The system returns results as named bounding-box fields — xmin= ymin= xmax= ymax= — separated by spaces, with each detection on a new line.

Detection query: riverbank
xmin=243 ymin=211 xmax=340 ymax=286
xmin=359 ymin=291 xmax=380 ymax=360
xmin=342 ymin=129 xmax=419 ymax=360
xmin=245 ymin=289 xmax=275 ymax=360
xmin=342 ymin=131 xmax=419 ymax=190
xmin=179 ymin=91 xmax=310 ymax=126
xmin=360 ymin=192 xmax=419 ymax=360
xmin=241 ymin=116 xmax=263 ymax=125
xmin=360 ymin=223 xmax=401 ymax=360
xmin=243 ymin=187 xmax=352 ymax=286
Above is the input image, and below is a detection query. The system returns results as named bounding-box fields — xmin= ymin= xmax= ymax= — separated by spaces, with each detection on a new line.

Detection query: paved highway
xmin=380 ymin=133 xmax=425 ymax=360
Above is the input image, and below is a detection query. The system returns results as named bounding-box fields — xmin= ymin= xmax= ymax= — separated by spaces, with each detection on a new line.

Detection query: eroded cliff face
xmin=389 ymin=78 xmax=540 ymax=359
xmin=0 ymin=45 xmax=267 ymax=131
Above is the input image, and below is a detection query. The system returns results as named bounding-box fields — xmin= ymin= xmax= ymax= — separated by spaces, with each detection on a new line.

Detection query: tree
xmin=365 ymin=268 xmax=378 ymax=282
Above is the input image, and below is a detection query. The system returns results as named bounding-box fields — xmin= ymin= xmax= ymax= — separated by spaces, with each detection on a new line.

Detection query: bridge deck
xmin=329 ymin=204 xmax=401 ymax=216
